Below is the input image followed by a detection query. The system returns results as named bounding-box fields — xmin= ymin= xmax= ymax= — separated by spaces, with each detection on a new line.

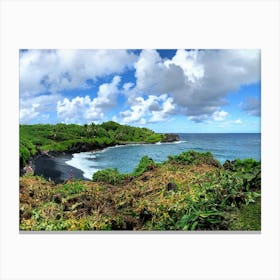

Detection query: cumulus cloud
xmin=56 ymin=76 xmax=121 ymax=123
xmin=149 ymin=97 xmax=176 ymax=122
xmin=20 ymin=104 xmax=39 ymax=123
xmin=19 ymin=50 xmax=136 ymax=123
xmin=20 ymin=49 xmax=137 ymax=97
xmin=20 ymin=94 xmax=61 ymax=124
xmin=84 ymin=75 xmax=121 ymax=119
xmin=239 ymin=96 xmax=261 ymax=116
xmin=20 ymin=49 xmax=260 ymax=125
xmin=120 ymin=94 xmax=175 ymax=124
xmin=212 ymin=110 xmax=229 ymax=121
xmin=130 ymin=49 xmax=260 ymax=122
xmin=57 ymin=96 xmax=91 ymax=123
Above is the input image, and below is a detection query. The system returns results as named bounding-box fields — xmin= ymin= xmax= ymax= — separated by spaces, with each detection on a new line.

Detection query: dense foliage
xmin=92 ymin=155 xmax=156 ymax=184
xmin=20 ymin=151 xmax=261 ymax=231
xmin=20 ymin=121 xmax=164 ymax=165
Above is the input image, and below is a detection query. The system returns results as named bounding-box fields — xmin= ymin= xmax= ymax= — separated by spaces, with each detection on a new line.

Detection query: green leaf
xmin=191 ymin=221 xmax=198 ymax=230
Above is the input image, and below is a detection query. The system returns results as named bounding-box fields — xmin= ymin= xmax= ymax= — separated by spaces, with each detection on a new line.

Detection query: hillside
xmin=20 ymin=121 xmax=171 ymax=167
xmin=20 ymin=150 xmax=261 ymax=231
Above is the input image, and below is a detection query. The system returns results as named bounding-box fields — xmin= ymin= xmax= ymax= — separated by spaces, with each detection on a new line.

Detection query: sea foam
xmin=65 ymin=152 xmax=100 ymax=179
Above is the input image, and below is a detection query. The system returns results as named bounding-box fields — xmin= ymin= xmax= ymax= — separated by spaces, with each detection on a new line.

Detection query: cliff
xmin=161 ymin=133 xmax=180 ymax=142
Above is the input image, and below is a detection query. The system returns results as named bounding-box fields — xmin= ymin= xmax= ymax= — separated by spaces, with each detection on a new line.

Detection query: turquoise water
xmin=65 ymin=133 xmax=261 ymax=179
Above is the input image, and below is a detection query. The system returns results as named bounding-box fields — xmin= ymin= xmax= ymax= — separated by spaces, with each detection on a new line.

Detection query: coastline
xmin=31 ymin=142 xmax=158 ymax=183
xmin=33 ymin=154 xmax=86 ymax=183
xmin=25 ymin=136 xmax=181 ymax=183
xmin=30 ymin=142 xmax=155 ymax=183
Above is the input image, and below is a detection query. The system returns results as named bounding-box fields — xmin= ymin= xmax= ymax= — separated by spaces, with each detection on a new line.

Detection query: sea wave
xmin=65 ymin=153 xmax=100 ymax=179
xmin=65 ymin=141 xmax=187 ymax=178
xmin=161 ymin=140 xmax=187 ymax=145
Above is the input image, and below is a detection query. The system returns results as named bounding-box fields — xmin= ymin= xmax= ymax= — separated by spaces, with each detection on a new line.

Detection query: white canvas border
xmin=0 ymin=0 xmax=280 ymax=279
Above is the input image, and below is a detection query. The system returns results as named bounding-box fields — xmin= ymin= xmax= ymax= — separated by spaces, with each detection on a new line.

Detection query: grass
xmin=19 ymin=151 xmax=261 ymax=231
xmin=229 ymin=197 xmax=261 ymax=230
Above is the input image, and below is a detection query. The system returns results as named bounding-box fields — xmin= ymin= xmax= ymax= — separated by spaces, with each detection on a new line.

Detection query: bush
xmin=232 ymin=158 xmax=260 ymax=173
xmin=58 ymin=182 xmax=87 ymax=195
xmin=92 ymin=168 xmax=127 ymax=185
xmin=168 ymin=150 xmax=220 ymax=167
xmin=132 ymin=156 xmax=155 ymax=177
xmin=145 ymin=134 xmax=163 ymax=143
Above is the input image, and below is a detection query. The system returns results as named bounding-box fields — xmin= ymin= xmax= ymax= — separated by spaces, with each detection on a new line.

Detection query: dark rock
xmin=166 ymin=182 xmax=177 ymax=191
xmin=161 ymin=133 xmax=180 ymax=143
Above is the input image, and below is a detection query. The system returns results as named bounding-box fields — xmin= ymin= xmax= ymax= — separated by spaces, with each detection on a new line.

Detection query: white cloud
xmin=120 ymin=94 xmax=175 ymax=124
xmin=19 ymin=50 xmax=136 ymax=124
xmin=134 ymin=49 xmax=185 ymax=95
xmin=20 ymin=104 xmax=39 ymax=123
xmin=20 ymin=49 xmax=137 ymax=97
xmin=56 ymin=76 xmax=121 ymax=123
xmin=212 ymin=110 xmax=229 ymax=121
xmin=150 ymin=97 xmax=176 ymax=122
xmin=132 ymin=49 xmax=260 ymax=122
xmin=57 ymin=96 xmax=91 ymax=123
xmin=123 ymin=82 xmax=134 ymax=92
xmin=84 ymin=75 xmax=120 ymax=120
xmin=20 ymin=49 xmax=260 ymax=125
xmin=232 ymin=118 xmax=242 ymax=124
xmin=166 ymin=49 xmax=205 ymax=83
xmin=20 ymin=94 xmax=61 ymax=124
xmin=120 ymin=96 xmax=153 ymax=123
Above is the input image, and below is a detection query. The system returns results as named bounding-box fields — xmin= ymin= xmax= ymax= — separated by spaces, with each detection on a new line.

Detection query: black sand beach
xmin=33 ymin=154 xmax=86 ymax=183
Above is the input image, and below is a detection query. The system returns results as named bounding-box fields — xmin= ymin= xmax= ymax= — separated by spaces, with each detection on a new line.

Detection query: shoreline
xmin=31 ymin=142 xmax=155 ymax=183
xmin=25 ymin=138 xmax=181 ymax=183
xmin=32 ymin=154 xmax=87 ymax=184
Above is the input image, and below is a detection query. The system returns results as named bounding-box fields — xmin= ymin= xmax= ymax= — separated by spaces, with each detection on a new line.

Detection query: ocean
xmin=65 ymin=133 xmax=261 ymax=180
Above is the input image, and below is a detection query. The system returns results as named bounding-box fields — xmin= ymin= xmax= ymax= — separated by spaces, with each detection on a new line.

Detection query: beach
xmin=33 ymin=154 xmax=86 ymax=183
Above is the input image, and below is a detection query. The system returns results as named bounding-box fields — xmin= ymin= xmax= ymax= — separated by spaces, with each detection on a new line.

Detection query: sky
xmin=19 ymin=49 xmax=261 ymax=133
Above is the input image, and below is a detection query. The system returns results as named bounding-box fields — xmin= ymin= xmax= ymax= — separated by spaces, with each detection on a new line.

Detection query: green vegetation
xmin=92 ymin=156 xmax=156 ymax=184
xmin=168 ymin=150 xmax=221 ymax=166
xmin=20 ymin=151 xmax=261 ymax=231
xmin=20 ymin=121 xmax=164 ymax=166
xmin=92 ymin=168 xmax=127 ymax=185
xmin=132 ymin=156 xmax=156 ymax=177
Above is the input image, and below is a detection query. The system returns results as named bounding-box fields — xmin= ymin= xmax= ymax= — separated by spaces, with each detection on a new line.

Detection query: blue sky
xmin=19 ymin=49 xmax=261 ymax=133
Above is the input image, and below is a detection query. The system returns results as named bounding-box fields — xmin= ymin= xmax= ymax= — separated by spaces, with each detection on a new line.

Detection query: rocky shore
xmin=21 ymin=133 xmax=180 ymax=182
xmin=32 ymin=154 xmax=86 ymax=183
xmin=161 ymin=133 xmax=180 ymax=143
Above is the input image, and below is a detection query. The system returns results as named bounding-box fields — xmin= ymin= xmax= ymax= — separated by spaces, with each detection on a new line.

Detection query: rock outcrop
xmin=161 ymin=133 xmax=180 ymax=143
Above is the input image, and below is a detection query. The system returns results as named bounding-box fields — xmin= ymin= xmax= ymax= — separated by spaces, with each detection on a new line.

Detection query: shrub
xmin=232 ymin=158 xmax=260 ymax=173
xmin=20 ymin=145 xmax=30 ymax=165
xmin=145 ymin=134 xmax=163 ymax=143
xmin=168 ymin=150 xmax=220 ymax=167
xmin=132 ymin=156 xmax=155 ymax=177
xmin=58 ymin=182 xmax=87 ymax=195
xmin=92 ymin=168 xmax=126 ymax=185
